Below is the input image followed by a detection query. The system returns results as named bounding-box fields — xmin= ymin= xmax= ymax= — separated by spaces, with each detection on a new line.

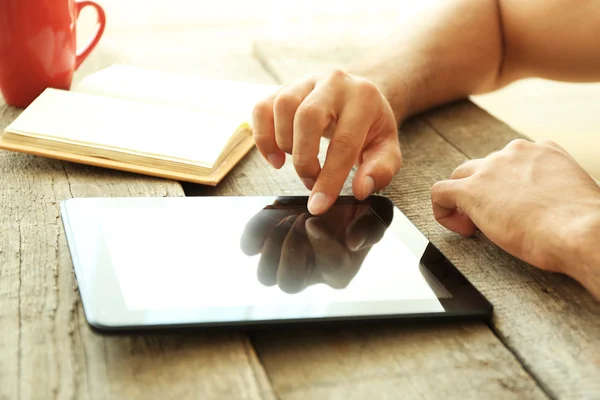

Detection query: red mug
xmin=0 ymin=0 xmax=106 ymax=108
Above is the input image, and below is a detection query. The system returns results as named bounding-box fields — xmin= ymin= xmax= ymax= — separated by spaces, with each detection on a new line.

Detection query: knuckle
xmin=539 ymin=139 xmax=558 ymax=147
xmin=353 ymin=79 xmax=380 ymax=100
xmin=254 ymin=136 xmax=275 ymax=153
xmin=253 ymin=129 xmax=272 ymax=146
xmin=449 ymin=168 xmax=461 ymax=180
xmin=485 ymin=150 xmax=499 ymax=158
xmin=273 ymin=92 xmax=301 ymax=113
xmin=293 ymin=155 xmax=316 ymax=172
xmin=430 ymin=182 xmax=450 ymax=207
xmin=253 ymin=99 xmax=272 ymax=119
xmin=275 ymin=138 xmax=292 ymax=154
xmin=331 ymin=131 xmax=357 ymax=154
xmin=459 ymin=159 xmax=475 ymax=168
xmin=431 ymin=179 xmax=469 ymax=203
xmin=328 ymin=68 xmax=349 ymax=82
xmin=538 ymin=139 xmax=564 ymax=152
xmin=379 ymin=163 xmax=397 ymax=185
xmin=430 ymin=181 xmax=447 ymax=197
xmin=396 ymin=157 xmax=403 ymax=173
xmin=393 ymin=146 xmax=403 ymax=171
xmin=317 ymin=168 xmax=343 ymax=188
xmin=450 ymin=162 xmax=465 ymax=178
xmin=450 ymin=160 xmax=473 ymax=179
xmin=296 ymin=103 xmax=327 ymax=124
xmin=506 ymin=138 xmax=531 ymax=151
xmin=382 ymin=146 xmax=403 ymax=182
xmin=472 ymin=165 xmax=493 ymax=181
xmin=460 ymin=176 xmax=478 ymax=193
xmin=487 ymin=148 xmax=511 ymax=163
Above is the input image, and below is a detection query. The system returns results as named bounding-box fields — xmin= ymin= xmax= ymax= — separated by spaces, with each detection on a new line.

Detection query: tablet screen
xmin=61 ymin=196 xmax=490 ymax=329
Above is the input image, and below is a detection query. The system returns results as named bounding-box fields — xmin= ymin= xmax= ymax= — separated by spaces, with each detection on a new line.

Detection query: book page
xmin=6 ymin=88 xmax=242 ymax=167
xmin=72 ymin=65 xmax=280 ymax=125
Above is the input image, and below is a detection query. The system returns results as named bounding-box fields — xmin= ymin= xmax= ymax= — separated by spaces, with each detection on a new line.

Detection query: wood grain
xmin=252 ymin=36 xmax=364 ymax=84
xmin=252 ymin=39 xmax=600 ymax=399
xmin=252 ymin=323 xmax=543 ymax=400
xmin=421 ymin=101 xmax=529 ymax=158
xmin=0 ymin=39 xmax=277 ymax=400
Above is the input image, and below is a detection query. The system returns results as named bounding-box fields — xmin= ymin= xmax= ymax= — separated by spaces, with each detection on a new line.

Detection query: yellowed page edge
xmin=0 ymin=136 xmax=256 ymax=186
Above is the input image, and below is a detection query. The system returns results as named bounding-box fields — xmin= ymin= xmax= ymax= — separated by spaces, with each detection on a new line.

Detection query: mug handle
xmin=74 ymin=0 xmax=107 ymax=70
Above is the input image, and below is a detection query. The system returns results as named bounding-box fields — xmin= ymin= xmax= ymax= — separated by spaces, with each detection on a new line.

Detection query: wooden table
xmin=1 ymin=25 xmax=599 ymax=400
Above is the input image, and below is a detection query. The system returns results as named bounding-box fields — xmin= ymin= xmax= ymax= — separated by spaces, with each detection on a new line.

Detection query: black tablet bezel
xmin=60 ymin=195 xmax=493 ymax=333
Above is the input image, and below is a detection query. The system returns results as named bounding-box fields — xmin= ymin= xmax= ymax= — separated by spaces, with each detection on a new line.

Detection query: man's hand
xmin=252 ymin=70 xmax=402 ymax=215
xmin=431 ymin=139 xmax=600 ymax=279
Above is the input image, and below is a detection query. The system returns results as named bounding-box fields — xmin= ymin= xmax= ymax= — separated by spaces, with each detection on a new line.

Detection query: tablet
xmin=60 ymin=195 xmax=492 ymax=332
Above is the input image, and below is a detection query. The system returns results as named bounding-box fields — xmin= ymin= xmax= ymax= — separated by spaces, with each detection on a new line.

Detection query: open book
xmin=0 ymin=65 xmax=279 ymax=185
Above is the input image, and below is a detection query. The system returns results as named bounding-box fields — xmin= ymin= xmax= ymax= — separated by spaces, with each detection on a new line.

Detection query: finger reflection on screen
xmin=240 ymin=197 xmax=393 ymax=294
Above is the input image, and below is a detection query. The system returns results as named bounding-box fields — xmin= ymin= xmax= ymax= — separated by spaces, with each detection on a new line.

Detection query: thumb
xmin=353 ymin=132 xmax=402 ymax=200
xmin=430 ymin=180 xmax=477 ymax=236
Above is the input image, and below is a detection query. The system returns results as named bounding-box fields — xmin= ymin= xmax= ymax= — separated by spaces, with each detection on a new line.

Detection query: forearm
xmin=346 ymin=0 xmax=504 ymax=122
xmin=347 ymin=0 xmax=600 ymax=123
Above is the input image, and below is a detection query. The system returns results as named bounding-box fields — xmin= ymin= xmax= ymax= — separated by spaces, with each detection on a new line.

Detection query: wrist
xmin=562 ymin=199 xmax=600 ymax=299
xmin=345 ymin=63 xmax=410 ymax=126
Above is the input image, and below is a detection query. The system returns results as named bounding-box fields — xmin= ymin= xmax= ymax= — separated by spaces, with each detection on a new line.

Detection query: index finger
xmin=308 ymin=99 xmax=375 ymax=215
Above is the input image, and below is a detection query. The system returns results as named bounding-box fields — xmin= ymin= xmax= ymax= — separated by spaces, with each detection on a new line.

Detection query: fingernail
xmin=301 ymin=178 xmax=315 ymax=190
xmin=293 ymin=213 xmax=309 ymax=234
xmin=348 ymin=236 xmax=366 ymax=251
xmin=308 ymin=192 xmax=329 ymax=215
xmin=363 ymin=176 xmax=375 ymax=197
xmin=267 ymin=153 xmax=280 ymax=168
xmin=306 ymin=218 xmax=323 ymax=239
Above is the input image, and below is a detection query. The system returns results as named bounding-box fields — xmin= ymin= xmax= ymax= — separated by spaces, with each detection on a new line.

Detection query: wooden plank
xmin=252 ymin=39 xmax=600 ymax=399
xmin=0 ymin=124 xmax=89 ymax=400
xmin=422 ymin=101 xmax=529 ymax=158
xmin=252 ymin=36 xmax=365 ymax=84
xmin=0 ymin=31 xmax=278 ymax=400
xmin=252 ymin=323 xmax=542 ymax=400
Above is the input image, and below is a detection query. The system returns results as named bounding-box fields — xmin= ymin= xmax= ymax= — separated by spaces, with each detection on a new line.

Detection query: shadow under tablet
xmin=60 ymin=195 xmax=492 ymax=333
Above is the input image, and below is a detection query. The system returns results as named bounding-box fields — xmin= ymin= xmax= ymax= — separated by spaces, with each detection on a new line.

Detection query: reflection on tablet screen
xmin=98 ymin=197 xmax=446 ymax=316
